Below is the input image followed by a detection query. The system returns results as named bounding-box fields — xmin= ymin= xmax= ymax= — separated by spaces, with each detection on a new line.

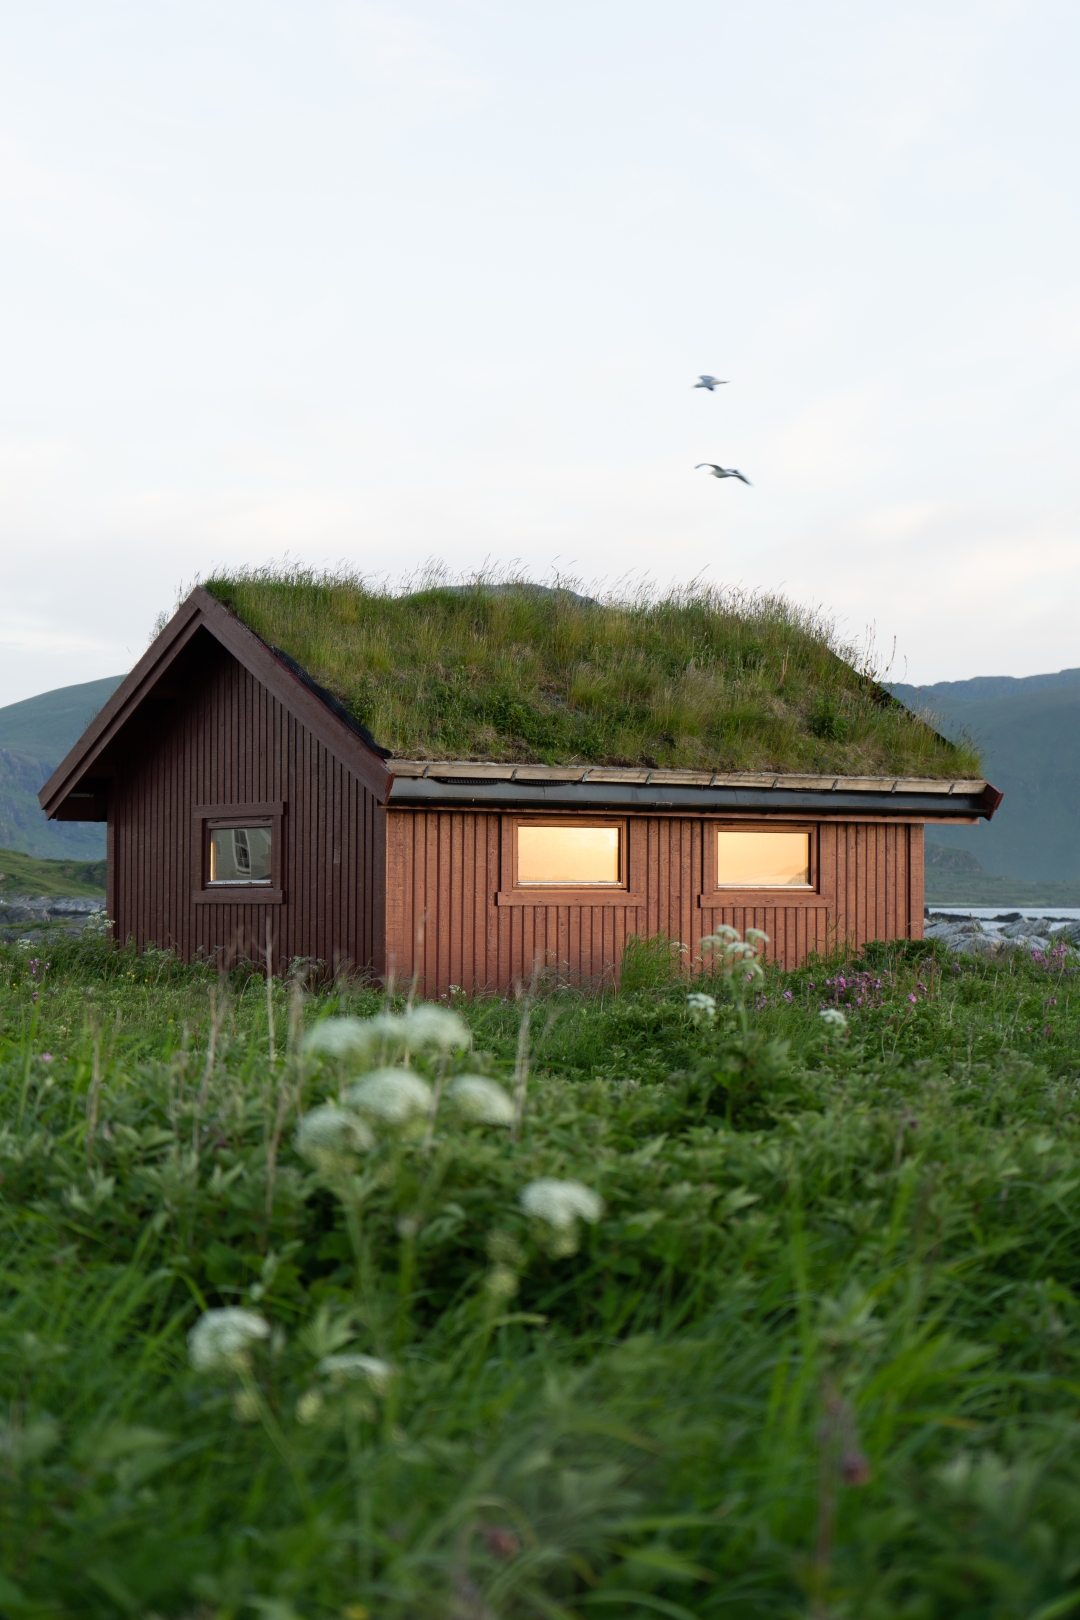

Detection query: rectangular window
xmin=209 ymin=825 xmax=273 ymax=885
xmin=716 ymin=829 xmax=811 ymax=888
xmin=517 ymin=823 xmax=621 ymax=886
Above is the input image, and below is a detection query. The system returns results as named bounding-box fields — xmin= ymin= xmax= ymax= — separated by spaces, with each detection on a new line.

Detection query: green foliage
xmin=619 ymin=932 xmax=687 ymax=993
xmin=5 ymin=932 xmax=1080 ymax=1614
xmin=201 ymin=568 xmax=981 ymax=778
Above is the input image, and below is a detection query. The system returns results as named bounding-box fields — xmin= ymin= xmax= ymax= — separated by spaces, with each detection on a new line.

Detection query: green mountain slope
xmin=0 ymin=847 xmax=105 ymax=898
xmin=893 ymin=671 xmax=1080 ymax=882
xmin=0 ymin=675 xmax=124 ymax=859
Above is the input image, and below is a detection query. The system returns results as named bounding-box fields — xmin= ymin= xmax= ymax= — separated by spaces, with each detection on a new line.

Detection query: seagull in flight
xmin=696 ymin=462 xmax=751 ymax=485
xmin=694 ymin=375 xmax=728 ymax=390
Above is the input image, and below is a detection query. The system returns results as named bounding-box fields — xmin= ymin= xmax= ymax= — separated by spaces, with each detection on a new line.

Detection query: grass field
xmin=3 ymin=928 xmax=1080 ymax=1618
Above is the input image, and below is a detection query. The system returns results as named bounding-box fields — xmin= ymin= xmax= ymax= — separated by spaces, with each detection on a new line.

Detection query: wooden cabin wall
xmin=384 ymin=809 xmax=923 ymax=995
xmin=109 ymin=645 xmax=383 ymax=975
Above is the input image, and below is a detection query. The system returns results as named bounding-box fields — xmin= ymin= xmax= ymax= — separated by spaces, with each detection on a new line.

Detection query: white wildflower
xmin=294 ymin=1104 xmax=374 ymax=1168
xmin=819 ymin=1008 xmax=848 ymax=1031
xmin=744 ymin=928 xmax=770 ymax=947
xmin=520 ymin=1178 xmax=604 ymax=1231
xmin=400 ymin=1005 xmax=471 ymax=1052
xmin=445 ymin=1075 xmax=515 ymax=1125
xmin=188 ymin=1308 xmax=270 ymax=1372
xmin=485 ymin=1264 xmax=520 ymax=1299
xmin=686 ymin=991 xmax=717 ymax=1025
xmin=701 ymin=925 xmax=741 ymax=947
xmin=346 ymin=1068 xmax=432 ymax=1122
xmin=318 ymin=1352 xmax=396 ymax=1394
xmin=302 ymin=1017 xmax=377 ymax=1058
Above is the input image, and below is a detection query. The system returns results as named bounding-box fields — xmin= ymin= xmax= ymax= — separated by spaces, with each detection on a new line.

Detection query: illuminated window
xmin=716 ymin=829 xmax=811 ymax=887
xmin=209 ymin=826 xmax=273 ymax=885
xmin=517 ymin=824 xmax=621 ymax=886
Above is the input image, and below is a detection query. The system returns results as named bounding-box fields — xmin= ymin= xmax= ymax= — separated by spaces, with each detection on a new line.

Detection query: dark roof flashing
xmin=268 ymin=646 xmax=392 ymax=759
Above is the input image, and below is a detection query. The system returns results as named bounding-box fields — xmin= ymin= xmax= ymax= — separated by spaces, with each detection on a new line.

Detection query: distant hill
xmin=0 ymin=847 xmax=105 ymax=898
xmin=0 ymin=676 xmax=124 ymax=859
xmin=892 ymin=669 xmax=1080 ymax=882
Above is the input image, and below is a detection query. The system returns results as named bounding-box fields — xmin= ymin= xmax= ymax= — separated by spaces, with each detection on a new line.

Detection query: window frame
xmin=496 ymin=815 xmax=645 ymax=907
xmin=193 ymin=802 xmax=285 ymax=905
xmin=698 ymin=819 xmax=818 ymax=906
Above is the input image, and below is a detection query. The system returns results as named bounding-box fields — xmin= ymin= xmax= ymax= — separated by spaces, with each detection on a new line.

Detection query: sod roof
xmin=202 ymin=571 xmax=980 ymax=780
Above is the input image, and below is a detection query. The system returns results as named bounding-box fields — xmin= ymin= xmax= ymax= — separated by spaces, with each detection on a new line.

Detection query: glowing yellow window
xmin=517 ymin=824 xmax=621 ymax=886
xmin=716 ymin=829 xmax=811 ymax=887
xmin=209 ymin=826 xmax=273 ymax=885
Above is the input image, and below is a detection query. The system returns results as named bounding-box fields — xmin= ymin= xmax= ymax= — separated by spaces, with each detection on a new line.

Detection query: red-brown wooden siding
xmin=384 ymin=810 xmax=924 ymax=995
xmin=110 ymin=644 xmax=383 ymax=974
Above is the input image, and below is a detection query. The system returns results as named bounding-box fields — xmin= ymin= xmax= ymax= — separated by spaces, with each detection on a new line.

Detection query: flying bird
xmin=694 ymin=375 xmax=728 ymax=390
xmin=696 ymin=462 xmax=751 ymax=485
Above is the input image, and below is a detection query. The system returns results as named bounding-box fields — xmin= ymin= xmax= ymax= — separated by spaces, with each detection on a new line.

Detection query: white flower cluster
xmin=819 ymin=1008 xmax=848 ymax=1031
xmin=304 ymin=1004 xmax=470 ymax=1061
xmin=520 ymin=1178 xmax=604 ymax=1231
xmin=686 ymin=991 xmax=717 ymax=1025
xmin=445 ymin=1074 xmax=515 ymax=1125
xmin=699 ymin=924 xmax=769 ymax=983
xmin=317 ymin=1352 xmax=396 ymax=1394
xmin=346 ymin=1068 xmax=432 ymax=1122
xmin=294 ymin=1104 xmax=374 ymax=1169
xmin=188 ymin=1308 xmax=270 ymax=1371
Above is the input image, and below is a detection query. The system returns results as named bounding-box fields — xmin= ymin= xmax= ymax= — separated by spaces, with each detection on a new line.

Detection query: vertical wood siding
xmin=110 ymin=645 xmax=382 ymax=974
xmin=384 ymin=810 xmax=922 ymax=995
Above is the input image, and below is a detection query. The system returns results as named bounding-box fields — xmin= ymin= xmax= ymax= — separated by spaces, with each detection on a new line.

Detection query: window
xmin=715 ymin=829 xmax=811 ymax=888
xmin=209 ymin=825 xmax=273 ymax=885
xmin=517 ymin=823 xmax=621 ymax=886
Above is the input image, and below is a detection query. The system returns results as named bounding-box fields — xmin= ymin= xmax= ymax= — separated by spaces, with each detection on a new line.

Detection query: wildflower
xmin=295 ymin=1389 xmax=325 ymax=1425
xmin=40 ymin=1053 xmax=52 ymax=1062
xmin=294 ymin=1104 xmax=374 ymax=1169
xmin=188 ymin=1308 xmax=270 ymax=1371
xmin=744 ymin=928 xmax=770 ymax=947
xmin=908 ymin=992 xmax=917 ymax=1004
xmin=686 ymin=991 xmax=717 ymax=1025
xmin=819 ymin=1008 xmax=848 ymax=1031
xmin=318 ymin=1352 xmax=396 ymax=1394
xmin=701 ymin=925 xmax=741 ymax=946
xmin=445 ymin=1075 xmax=515 ymax=1125
xmin=346 ymin=1068 xmax=432 ymax=1122
xmin=400 ymin=1004 xmax=471 ymax=1051
xmin=520 ymin=1178 xmax=604 ymax=1231
xmin=302 ymin=1016 xmax=375 ymax=1058
xmin=783 ymin=990 xmax=793 ymax=1002
xmin=484 ymin=1264 xmax=520 ymax=1299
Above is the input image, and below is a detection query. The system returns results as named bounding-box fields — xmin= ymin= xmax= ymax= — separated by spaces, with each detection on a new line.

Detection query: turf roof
xmin=201 ymin=570 xmax=980 ymax=779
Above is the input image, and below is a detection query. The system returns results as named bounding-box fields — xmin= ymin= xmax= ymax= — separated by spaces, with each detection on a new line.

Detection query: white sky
xmin=1 ymin=0 xmax=1078 ymax=705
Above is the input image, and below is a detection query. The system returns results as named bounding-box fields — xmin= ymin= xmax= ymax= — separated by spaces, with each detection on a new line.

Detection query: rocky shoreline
xmin=924 ymin=910 xmax=1079 ymax=957
xmin=0 ymin=894 xmax=105 ymax=939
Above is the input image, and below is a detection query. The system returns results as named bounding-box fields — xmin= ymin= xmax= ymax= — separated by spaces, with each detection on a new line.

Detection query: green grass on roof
xmin=202 ymin=569 xmax=981 ymax=778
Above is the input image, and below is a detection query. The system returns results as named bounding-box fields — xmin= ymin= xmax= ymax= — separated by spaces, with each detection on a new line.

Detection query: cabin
xmin=39 ymin=577 xmax=1001 ymax=992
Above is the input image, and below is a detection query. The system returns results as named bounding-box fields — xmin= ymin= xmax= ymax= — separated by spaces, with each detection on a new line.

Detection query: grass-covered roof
xmin=202 ymin=570 xmax=980 ymax=779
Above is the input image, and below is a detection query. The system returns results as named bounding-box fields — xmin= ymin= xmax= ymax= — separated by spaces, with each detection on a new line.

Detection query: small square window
xmin=209 ymin=825 xmax=273 ymax=885
xmin=716 ymin=829 xmax=811 ymax=887
xmin=517 ymin=824 xmax=621 ymax=886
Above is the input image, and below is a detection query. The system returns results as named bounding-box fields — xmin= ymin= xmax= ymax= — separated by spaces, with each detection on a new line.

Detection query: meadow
xmin=2 ymin=928 xmax=1080 ymax=1619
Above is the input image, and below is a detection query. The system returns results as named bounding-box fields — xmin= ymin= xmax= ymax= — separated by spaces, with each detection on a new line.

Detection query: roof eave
xmin=39 ymin=587 xmax=393 ymax=818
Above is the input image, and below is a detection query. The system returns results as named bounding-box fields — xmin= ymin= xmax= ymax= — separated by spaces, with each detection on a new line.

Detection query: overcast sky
xmin=1 ymin=0 xmax=1078 ymax=705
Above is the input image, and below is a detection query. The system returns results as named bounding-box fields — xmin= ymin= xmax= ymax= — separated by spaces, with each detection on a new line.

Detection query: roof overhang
xmin=387 ymin=762 xmax=1002 ymax=820
xmin=39 ymin=586 xmax=393 ymax=820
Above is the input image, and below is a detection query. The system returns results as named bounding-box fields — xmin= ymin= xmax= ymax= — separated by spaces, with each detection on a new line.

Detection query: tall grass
xmin=3 ymin=927 xmax=1079 ymax=1616
xmin=201 ymin=567 xmax=981 ymax=778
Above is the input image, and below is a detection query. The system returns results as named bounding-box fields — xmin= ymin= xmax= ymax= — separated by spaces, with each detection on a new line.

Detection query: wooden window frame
xmin=496 ymin=814 xmax=645 ymax=907
xmin=193 ymin=802 xmax=285 ymax=904
xmin=697 ymin=819 xmax=818 ymax=908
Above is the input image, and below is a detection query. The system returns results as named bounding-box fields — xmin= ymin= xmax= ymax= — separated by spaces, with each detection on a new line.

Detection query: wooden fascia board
xmin=39 ymin=586 xmax=392 ymax=817
xmin=38 ymin=593 xmax=206 ymax=817
xmin=191 ymin=590 xmax=392 ymax=800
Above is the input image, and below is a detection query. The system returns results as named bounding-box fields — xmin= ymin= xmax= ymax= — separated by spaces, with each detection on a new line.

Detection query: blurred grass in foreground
xmin=2 ymin=928 xmax=1080 ymax=1617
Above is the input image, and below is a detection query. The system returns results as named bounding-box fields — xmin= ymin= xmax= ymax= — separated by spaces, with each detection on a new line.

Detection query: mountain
xmin=892 ymin=669 xmax=1080 ymax=882
xmin=0 ymin=675 xmax=124 ymax=858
